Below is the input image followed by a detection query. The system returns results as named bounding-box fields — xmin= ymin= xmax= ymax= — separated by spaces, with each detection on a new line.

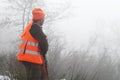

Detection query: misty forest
xmin=0 ymin=0 xmax=120 ymax=80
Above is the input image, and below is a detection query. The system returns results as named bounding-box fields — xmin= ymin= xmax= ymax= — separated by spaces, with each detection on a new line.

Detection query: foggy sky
xmin=49 ymin=0 xmax=120 ymax=47
xmin=1 ymin=0 xmax=120 ymax=48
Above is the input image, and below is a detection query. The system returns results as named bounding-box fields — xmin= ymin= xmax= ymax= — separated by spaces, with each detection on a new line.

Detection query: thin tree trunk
xmin=22 ymin=8 xmax=26 ymax=31
xmin=27 ymin=1 xmax=33 ymax=24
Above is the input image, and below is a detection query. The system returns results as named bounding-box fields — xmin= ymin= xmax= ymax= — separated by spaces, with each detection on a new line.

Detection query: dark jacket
xmin=29 ymin=24 xmax=48 ymax=56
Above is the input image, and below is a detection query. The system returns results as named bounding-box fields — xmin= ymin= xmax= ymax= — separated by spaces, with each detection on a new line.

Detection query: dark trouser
xmin=22 ymin=61 xmax=43 ymax=80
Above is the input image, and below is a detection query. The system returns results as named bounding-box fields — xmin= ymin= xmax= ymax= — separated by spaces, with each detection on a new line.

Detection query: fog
xmin=0 ymin=0 xmax=120 ymax=80
xmin=54 ymin=0 xmax=120 ymax=47
xmin=1 ymin=0 xmax=120 ymax=48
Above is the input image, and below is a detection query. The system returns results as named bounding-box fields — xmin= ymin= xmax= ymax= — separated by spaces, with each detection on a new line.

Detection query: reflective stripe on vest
xmin=21 ymin=40 xmax=38 ymax=47
xmin=20 ymin=49 xmax=40 ymax=56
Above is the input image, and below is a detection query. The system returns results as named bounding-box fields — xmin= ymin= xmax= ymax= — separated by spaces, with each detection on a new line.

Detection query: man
xmin=17 ymin=8 xmax=48 ymax=80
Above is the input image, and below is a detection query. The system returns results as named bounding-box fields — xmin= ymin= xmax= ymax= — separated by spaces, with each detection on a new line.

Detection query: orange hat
xmin=32 ymin=8 xmax=45 ymax=20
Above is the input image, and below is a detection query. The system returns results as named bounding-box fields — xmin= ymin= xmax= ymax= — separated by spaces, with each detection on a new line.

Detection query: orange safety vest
xmin=17 ymin=22 xmax=43 ymax=64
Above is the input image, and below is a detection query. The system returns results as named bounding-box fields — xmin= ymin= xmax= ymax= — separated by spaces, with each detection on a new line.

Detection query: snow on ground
xmin=0 ymin=75 xmax=10 ymax=80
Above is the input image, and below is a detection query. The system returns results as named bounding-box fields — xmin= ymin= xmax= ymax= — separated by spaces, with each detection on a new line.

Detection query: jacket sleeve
xmin=29 ymin=24 xmax=48 ymax=55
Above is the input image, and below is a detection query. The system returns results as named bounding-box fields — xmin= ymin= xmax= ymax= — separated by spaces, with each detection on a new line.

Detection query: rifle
xmin=42 ymin=54 xmax=49 ymax=80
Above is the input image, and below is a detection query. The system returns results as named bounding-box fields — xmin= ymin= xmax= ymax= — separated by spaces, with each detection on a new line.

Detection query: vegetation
xmin=0 ymin=0 xmax=120 ymax=80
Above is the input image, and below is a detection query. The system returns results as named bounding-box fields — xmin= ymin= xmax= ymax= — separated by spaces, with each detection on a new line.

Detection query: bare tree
xmin=6 ymin=0 xmax=42 ymax=31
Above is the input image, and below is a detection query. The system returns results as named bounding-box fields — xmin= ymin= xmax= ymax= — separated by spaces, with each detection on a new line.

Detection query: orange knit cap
xmin=32 ymin=8 xmax=45 ymax=20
